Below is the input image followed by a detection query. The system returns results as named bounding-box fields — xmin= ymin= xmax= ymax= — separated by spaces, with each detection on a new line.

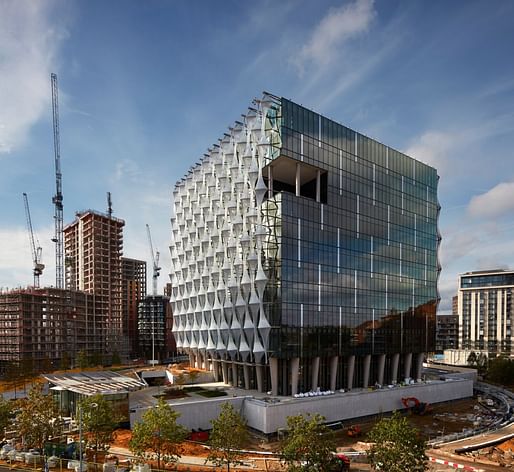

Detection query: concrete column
xmin=290 ymin=357 xmax=300 ymax=396
xmin=231 ymin=362 xmax=238 ymax=387
xmin=377 ymin=354 xmax=386 ymax=386
xmin=270 ymin=358 xmax=279 ymax=396
xmin=347 ymin=355 xmax=355 ymax=390
xmin=268 ymin=165 xmax=273 ymax=199
xmin=329 ymin=356 xmax=338 ymax=391
xmin=221 ymin=361 xmax=229 ymax=385
xmin=196 ymin=352 xmax=203 ymax=369
xmin=362 ymin=354 xmax=371 ymax=388
xmin=296 ymin=163 xmax=301 ymax=197
xmin=415 ymin=352 xmax=425 ymax=381
xmin=404 ymin=352 xmax=413 ymax=382
xmin=311 ymin=357 xmax=320 ymax=391
xmin=243 ymin=364 xmax=251 ymax=390
xmin=391 ymin=353 xmax=400 ymax=384
xmin=316 ymin=169 xmax=321 ymax=203
xmin=212 ymin=360 xmax=220 ymax=382
xmin=256 ymin=365 xmax=264 ymax=393
xmin=189 ymin=353 xmax=195 ymax=368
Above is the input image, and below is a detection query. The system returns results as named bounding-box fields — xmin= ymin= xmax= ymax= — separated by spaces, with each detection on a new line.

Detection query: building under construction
xmin=138 ymin=295 xmax=174 ymax=362
xmin=0 ymin=287 xmax=96 ymax=374
xmin=122 ymin=257 xmax=147 ymax=358
xmin=64 ymin=210 xmax=125 ymax=361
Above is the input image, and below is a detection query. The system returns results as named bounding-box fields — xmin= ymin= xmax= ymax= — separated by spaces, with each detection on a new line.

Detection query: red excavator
xmin=347 ymin=425 xmax=362 ymax=438
xmin=401 ymin=397 xmax=432 ymax=415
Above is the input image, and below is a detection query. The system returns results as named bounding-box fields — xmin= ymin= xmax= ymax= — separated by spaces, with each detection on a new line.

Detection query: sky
xmin=1 ymin=0 xmax=514 ymax=314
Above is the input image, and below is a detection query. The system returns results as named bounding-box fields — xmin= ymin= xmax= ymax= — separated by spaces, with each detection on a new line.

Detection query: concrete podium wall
xmin=130 ymin=379 xmax=473 ymax=434
xmin=244 ymin=379 xmax=473 ymax=434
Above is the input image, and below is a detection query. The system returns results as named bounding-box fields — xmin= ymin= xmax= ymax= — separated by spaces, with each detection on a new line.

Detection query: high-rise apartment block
xmin=458 ymin=269 xmax=514 ymax=355
xmin=170 ymin=93 xmax=440 ymax=396
xmin=138 ymin=295 xmax=174 ymax=362
xmin=0 ymin=288 xmax=95 ymax=373
xmin=64 ymin=210 xmax=125 ymax=358
xmin=436 ymin=314 xmax=458 ymax=351
xmin=122 ymin=257 xmax=147 ymax=358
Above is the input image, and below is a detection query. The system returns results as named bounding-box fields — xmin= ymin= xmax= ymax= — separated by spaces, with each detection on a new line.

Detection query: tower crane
xmin=146 ymin=224 xmax=161 ymax=366
xmin=146 ymin=224 xmax=161 ymax=296
xmin=23 ymin=193 xmax=45 ymax=288
xmin=51 ymin=73 xmax=64 ymax=289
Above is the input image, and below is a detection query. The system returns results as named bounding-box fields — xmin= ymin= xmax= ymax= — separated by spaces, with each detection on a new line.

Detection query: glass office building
xmin=170 ymin=93 xmax=439 ymax=396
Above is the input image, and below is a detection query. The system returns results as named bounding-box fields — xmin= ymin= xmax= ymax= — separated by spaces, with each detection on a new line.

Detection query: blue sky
xmin=1 ymin=0 xmax=514 ymax=314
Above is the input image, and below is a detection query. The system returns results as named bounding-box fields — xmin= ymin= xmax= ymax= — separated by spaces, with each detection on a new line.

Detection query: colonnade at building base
xmin=188 ymin=352 xmax=425 ymax=397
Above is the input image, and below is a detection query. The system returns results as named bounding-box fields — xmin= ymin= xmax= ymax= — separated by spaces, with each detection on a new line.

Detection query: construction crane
xmin=146 ymin=224 xmax=161 ymax=296
xmin=51 ymin=73 xmax=64 ymax=289
xmin=23 ymin=193 xmax=45 ymax=288
xmin=107 ymin=192 xmax=113 ymax=218
xmin=146 ymin=224 xmax=161 ymax=366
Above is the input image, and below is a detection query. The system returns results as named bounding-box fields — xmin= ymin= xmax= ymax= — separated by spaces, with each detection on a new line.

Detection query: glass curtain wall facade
xmin=170 ymin=93 xmax=439 ymax=396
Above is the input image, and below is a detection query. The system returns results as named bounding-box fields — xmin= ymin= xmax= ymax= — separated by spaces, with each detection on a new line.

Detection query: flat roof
xmin=43 ymin=371 xmax=146 ymax=396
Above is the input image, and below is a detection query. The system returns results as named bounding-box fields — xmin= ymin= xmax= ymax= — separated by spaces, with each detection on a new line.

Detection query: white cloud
xmin=0 ymin=225 xmax=55 ymax=289
xmin=468 ymin=180 xmax=514 ymax=219
xmin=0 ymin=1 xmax=67 ymax=154
xmin=294 ymin=0 xmax=376 ymax=73
xmin=405 ymin=131 xmax=457 ymax=174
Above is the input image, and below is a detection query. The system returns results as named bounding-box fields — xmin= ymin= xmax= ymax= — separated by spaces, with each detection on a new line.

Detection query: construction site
xmin=0 ymin=74 xmax=163 ymax=376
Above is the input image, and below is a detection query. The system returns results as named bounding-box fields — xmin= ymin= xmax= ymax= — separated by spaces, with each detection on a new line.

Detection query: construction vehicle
xmin=23 ymin=193 xmax=44 ymax=287
xmin=347 ymin=424 xmax=361 ymax=438
xmin=401 ymin=397 xmax=432 ymax=415
xmin=329 ymin=453 xmax=351 ymax=471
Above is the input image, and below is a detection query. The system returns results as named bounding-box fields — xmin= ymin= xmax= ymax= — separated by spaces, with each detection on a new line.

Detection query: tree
xmin=111 ymin=351 xmax=121 ymax=366
xmin=76 ymin=350 xmax=89 ymax=369
xmin=60 ymin=352 xmax=71 ymax=371
xmin=279 ymin=413 xmax=336 ymax=472
xmin=467 ymin=351 xmax=489 ymax=376
xmin=487 ymin=357 xmax=514 ymax=385
xmin=79 ymin=395 xmax=122 ymax=456
xmin=367 ymin=411 xmax=427 ymax=471
xmin=0 ymin=395 xmax=12 ymax=438
xmin=207 ymin=402 xmax=248 ymax=472
xmin=129 ymin=397 xmax=187 ymax=470
xmin=15 ymin=383 xmax=62 ymax=450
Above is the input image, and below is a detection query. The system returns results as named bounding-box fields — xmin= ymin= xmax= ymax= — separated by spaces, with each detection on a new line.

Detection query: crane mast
xmin=23 ymin=193 xmax=45 ymax=288
xmin=146 ymin=224 xmax=161 ymax=296
xmin=51 ymin=73 xmax=64 ymax=289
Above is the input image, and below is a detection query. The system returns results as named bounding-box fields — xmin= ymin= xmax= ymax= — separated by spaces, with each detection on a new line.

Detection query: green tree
xmin=129 ymin=397 xmax=187 ymax=470
xmin=79 ymin=394 xmax=122 ymax=456
xmin=207 ymin=402 xmax=248 ymax=472
xmin=60 ymin=351 xmax=71 ymax=371
xmin=111 ymin=351 xmax=121 ymax=366
xmin=367 ymin=411 xmax=427 ymax=471
xmin=15 ymin=384 xmax=62 ymax=450
xmin=76 ymin=350 xmax=89 ymax=369
xmin=487 ymin=357 xmax=514 ymax=385
xmin=280 ymin=413 xmax=336 ymax=472
xmin=0 ymin=395 xmax=13 ymax=438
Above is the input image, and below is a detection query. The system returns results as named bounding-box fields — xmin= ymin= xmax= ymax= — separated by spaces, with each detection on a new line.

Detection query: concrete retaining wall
xmin=130 ymin=379 xmax=473 ymax=434
xmin=244 ymin=379 xmax=473 ymax=434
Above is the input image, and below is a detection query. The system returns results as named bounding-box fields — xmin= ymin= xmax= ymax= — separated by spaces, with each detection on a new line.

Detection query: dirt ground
xmin=108 ymin=397 xmax=492 ymax=471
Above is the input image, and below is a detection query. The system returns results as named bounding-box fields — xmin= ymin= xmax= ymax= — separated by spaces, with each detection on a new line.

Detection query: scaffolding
xmin=0 ymin=287 xmax=98 ymax=374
